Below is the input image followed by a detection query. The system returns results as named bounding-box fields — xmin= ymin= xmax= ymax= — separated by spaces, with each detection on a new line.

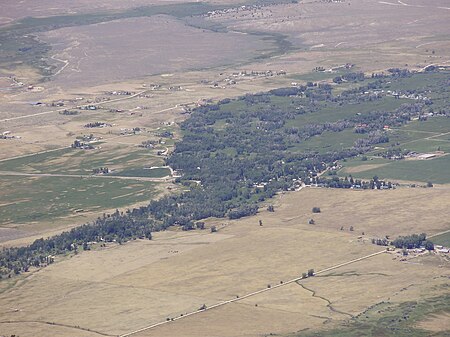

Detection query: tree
xmin=307 ymin=269 xmax=314 ymax=277
xmin=312 ymin=207 xmax=321 ymax=213
xmin=424 ymin=240 xmax=434 ymax=251
xmin=210 ymin=226 xmax=217 ymax=233
xmin=309 ymin=219 xmax=315 ymax=225
xmin=259 ymin=220 xmax=263 ymax=226
xmin=427 ymin=182 xmax=433 ymax=188
xmin=349 ymin=226 xmax=354 ymax=231
xmin=302 ymin=272 xmax=307 ymax=279
xmin=267 ymin=205 xmax=275 ymax=212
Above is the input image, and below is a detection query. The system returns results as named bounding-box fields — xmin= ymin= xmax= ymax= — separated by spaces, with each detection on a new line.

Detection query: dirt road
xmin=119 ymin=250 xmax=386 ymax=337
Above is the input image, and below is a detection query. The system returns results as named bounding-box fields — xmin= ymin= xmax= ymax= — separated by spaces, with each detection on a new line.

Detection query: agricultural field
xmin=338 ymin=115 xmax=450 ymax=184
xmin=0 ymin=187 xmax=449 ymax=337
xmin=0 ymin=145 xmax=167 ymax=176
xmin=340 ymin=155 xmax=450 ymax=184
xmin=431 ymin=232 xmax=450 ymax=247
xmin=0 ymin=174 xmax=163 ymax=242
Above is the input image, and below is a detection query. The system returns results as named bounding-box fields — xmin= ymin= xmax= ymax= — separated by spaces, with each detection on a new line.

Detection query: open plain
xmin=1 ymin=187 xmax=449 ymax=337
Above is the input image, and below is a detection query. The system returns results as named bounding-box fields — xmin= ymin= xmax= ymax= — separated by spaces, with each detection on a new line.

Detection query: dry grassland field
xmin=39 ymin=15 xmax=271 ymax=88
xmin=0 ymin=188 xmax=449 ymax=337
xmin=0 ymin=0 xmax=449 ymax=336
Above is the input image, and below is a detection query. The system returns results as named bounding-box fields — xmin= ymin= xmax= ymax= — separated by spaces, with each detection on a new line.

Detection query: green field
xmin=338 ymin=116 xmax=450 ymax=183
xmin=0 ymin=145 xmax=165 ymax=177
xmin=0 ymin=176 xmax=157 ymax=225
xmin=292 ymin=129 xmax=361 ymax=154
xmin=340 ymin=155 xmax=450 ymax=184
xmin=431 ymin=232 xmax=450 ymax=247
xmin=110 ymin=167 xmax=170 ymax=178
xmin=286 ymin=96 xmax=404 ymax=126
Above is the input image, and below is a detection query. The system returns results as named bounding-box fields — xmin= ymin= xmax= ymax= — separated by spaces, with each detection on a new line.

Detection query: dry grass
xmin=272 ymin=187 xmax=450 ymax=238
xmin=0 ymin=187 xmax=449 ymax=337
xmin=416 ymin=311 xmax=450 ymax=332
xmin=39 ymin=15 xmax=269 ymax=89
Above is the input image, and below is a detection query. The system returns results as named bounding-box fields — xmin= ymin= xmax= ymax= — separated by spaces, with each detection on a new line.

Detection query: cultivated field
xmin=0 ymin=187 xmax=448 ymax=337
xmin=338 ymin=116 xmax=450 ymax=184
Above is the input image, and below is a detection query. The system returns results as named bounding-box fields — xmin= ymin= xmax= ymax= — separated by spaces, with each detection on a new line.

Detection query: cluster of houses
xmin=405 ymin=152 xmax=441 ymax=160
xmin=120 ymin=127 xmax=142 ymax=135
xmin=386 ymin=90 xmax=430 ymax=101
xmin=84 ymin=122 xmax=111 ymax=128
xmin=228 ymin=69 xmax=286 ymax=78
xmin=205 ymin=4 xmax=268 ymax=18
xmin=394 ymin=244 xmax=450 ymax=261
xmin=206 ymin=70 xmax=287 ymax=89
xmin=77 ymin=104 xmax=98 ymax=111
xmin=103 ymin=90 xmax=135 ymax=96
xmin=71 ymin=139 xmax=96 ymax=150
xmin=92 ymin=167 xmax=110 ymax=175
xmin=142 ymin=84 xmax=161 ymax=90
xmin=435 ymin=245 xmax=450 ymax=254
xmin=71 ymin=134 xmax=100 ymax=150
xmin=0 ymin=131 xmax=20 ymax=140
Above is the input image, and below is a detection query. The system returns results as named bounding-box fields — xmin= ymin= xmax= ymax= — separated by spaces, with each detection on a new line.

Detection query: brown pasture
xmin=416 ymin=312 xmax=450 ymax=333
xmin=0 ymin=187 xmax=448 ymax=337
xmin=39 ymin=15 xmax=271 ymax=89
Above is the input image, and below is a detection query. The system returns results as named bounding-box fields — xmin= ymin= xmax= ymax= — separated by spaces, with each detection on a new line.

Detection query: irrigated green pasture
xmin=341 ymin=155 xmax=450 ymax=184
xmin=0 ymin=175 xmax=157 ymax=225
xmin=431 ymin=232 xmax=450 ymax=247
xmin=339 ymin=116 xmax=450 ymax=183
xmin=0 ymin=144 xmax=166 ymax=176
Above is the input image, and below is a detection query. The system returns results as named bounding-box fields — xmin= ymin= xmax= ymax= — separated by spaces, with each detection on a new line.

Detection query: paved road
xmin=119 ymin=250 xmax=386 ymax=337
